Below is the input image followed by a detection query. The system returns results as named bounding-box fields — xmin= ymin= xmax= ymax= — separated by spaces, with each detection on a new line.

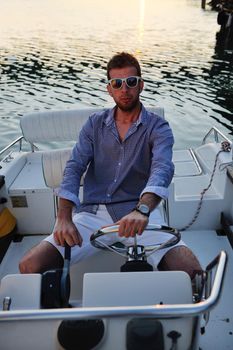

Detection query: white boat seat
xmin=0 ymin=274 xmax=41 ymax=310
xmin=42 ymin=148 xmax=72 ymax=189
xmin=20 ymin=108 xmax=104 ymax=143
xmin=20 ymin=107 xmax=164 ymax=144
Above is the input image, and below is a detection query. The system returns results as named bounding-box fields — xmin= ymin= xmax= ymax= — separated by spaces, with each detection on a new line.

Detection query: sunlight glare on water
xmin=0 ymin=0 xmax=232 ymax=149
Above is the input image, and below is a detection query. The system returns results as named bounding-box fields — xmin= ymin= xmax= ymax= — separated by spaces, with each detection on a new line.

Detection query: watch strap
xmin=133 ymin=204 xmax=150 ymax=217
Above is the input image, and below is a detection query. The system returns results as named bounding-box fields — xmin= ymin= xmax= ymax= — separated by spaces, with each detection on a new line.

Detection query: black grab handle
xmin=41 ymin=243 xmax=71 ymax=308
xmin=60 ymin=243 xmax=71 ymax=307
xmin=64 ymin=242 xmax=71 ymax=261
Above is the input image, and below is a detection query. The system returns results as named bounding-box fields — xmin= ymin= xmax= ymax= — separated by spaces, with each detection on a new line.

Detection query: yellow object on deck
xmin=0 ymin=208 xmax=16 ymax=237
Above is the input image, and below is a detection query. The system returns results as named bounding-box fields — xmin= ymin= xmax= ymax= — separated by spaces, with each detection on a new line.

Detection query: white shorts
xmin=45 ymin=205 xmax=186 ymax=268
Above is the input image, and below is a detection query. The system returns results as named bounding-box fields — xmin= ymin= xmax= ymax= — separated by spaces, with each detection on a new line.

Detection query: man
xmin=19 ymin=52 xmax=201 ymax=279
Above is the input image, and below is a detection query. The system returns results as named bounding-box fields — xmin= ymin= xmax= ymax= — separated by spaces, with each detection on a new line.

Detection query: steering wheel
xmin=90 ymin=224 xmax=180 ymax=261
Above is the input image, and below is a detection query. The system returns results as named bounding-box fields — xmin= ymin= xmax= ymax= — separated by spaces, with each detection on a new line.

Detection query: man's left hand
xmin=117 ymin=211 xmax=149 ymax=238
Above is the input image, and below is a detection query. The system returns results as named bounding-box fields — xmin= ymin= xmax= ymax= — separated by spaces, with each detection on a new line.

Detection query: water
xmin=0 ymin=0 xmax=233 ymax=150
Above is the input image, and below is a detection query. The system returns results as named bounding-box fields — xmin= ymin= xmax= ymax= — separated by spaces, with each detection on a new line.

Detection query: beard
xmin=115 ymin=96 xmax=140 ymax=112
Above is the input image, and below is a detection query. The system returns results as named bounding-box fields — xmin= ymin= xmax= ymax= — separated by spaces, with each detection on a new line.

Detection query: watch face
xmin=138 ymin=204 xmax=150 ymax=214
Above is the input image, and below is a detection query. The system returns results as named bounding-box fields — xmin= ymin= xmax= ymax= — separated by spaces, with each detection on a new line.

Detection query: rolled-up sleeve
xmin=140 ymin=119 xmax=174 ymax=200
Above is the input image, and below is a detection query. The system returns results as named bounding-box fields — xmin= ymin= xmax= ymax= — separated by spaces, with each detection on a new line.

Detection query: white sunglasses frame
xmin=108 ymin=76 xmax=142 ymax=90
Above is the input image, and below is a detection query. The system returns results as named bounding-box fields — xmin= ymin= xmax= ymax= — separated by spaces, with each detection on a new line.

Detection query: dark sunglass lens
xmin=111 ymin=79 xmax=122 ymax=89
xmin=126 ymin=77 xmax=138 ymax=88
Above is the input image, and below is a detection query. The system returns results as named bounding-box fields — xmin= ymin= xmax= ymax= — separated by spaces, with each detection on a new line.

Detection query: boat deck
xmin=0 ymin=228 xmax=232 ymax=348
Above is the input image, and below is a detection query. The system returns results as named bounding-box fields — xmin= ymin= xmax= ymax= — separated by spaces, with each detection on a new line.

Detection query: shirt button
xmin=107 ymin=194 xmax=111 ymax=197
xmin=118 ymin=162 xmax=121 ymax=166
xmin=114 ymin=179 xmax=117 ymax=183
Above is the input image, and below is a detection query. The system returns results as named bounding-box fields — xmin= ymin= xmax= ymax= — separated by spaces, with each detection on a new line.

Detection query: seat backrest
xmin=20 ymin=107 xmax=164 ymax=144
xmin=20 ymin=108 xmax=101 ymax=143
xmin=42 ymin=148 xmax=72 ymax=189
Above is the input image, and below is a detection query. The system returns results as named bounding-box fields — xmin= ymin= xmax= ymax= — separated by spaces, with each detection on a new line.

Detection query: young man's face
xmin=107 ymin=66 xmax=144 ymax=112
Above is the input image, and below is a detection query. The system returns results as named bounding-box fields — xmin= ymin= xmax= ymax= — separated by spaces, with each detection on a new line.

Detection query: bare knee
xmin=158 ymin=246 xmax=202 ymax=279
xmin=19 ymin=253 xmax=43 ymax=274
xmin=19 ymin=241 xmax=63 ymax=274
xmin=19 ymin=255 xmax=35 ymax=274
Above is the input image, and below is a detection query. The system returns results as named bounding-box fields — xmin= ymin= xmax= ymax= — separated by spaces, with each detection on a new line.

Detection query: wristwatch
xmin=134 ymin=203 xmax=150 ymax=217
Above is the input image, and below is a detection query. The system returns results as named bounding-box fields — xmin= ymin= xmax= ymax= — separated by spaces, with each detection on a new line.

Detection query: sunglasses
xmin=108 ymin=76 xmax=142 ymax=90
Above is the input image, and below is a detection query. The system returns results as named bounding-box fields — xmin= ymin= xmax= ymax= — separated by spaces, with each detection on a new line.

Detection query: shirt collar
xmin=104 ymin=106 xmax=116 ymax=126
xmin=104 ymin=103 xmax=148 ymax=127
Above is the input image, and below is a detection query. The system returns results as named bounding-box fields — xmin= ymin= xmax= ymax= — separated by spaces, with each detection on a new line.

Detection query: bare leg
xmin=19 ymin=241 xmax=64 ymax=274
xmin=158 ymin=246 xmax=202 ymax=280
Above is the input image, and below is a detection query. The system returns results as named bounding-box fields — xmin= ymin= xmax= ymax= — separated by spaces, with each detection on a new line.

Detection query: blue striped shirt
xmin=59 ymin=104 xmax=174 ymax=222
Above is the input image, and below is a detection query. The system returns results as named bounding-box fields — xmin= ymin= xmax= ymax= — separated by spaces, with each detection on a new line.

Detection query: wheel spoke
xmin=90 ymin=224 xmax=181 ymax=260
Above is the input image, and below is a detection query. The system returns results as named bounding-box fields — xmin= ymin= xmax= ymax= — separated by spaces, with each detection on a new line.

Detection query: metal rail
xmin=0 ymin=250 xmax=227 ymax=322
xmin=202 ymin=127 xmax=232 ymax=145
xmin=0 ymin=136 xmax=38 ymax=158
xmin=189 ymin=148 xmax=203 ymax=175
xmin=174 ymin=148 xmax=203 ymax=177
xmin=0 ymin=136 xmax=24 ymax=157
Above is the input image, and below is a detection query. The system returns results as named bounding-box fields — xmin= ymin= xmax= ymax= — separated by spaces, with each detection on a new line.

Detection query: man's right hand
xmin=54 ymin=198 xmax=83 ymax=247
xmin=53 ymin=218 xmax=83 ymax=247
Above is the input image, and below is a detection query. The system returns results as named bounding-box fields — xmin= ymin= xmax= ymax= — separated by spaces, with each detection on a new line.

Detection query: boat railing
xmin=0 ymin=250 xmax=227 ymax=322
xmin=0 ymin=136 xmax=37 ymax=160
xmin=202 ymin=126 xmax=232 ymax=145
xmin=0 ymin=136 xmax=24 ymax=158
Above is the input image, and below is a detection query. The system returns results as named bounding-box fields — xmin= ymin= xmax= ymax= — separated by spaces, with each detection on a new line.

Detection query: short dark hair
xmin=107 ymin=52 xmax=141 ymax=79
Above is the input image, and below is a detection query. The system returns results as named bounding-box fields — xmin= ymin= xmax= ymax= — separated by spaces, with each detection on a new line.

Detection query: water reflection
xmin=0 ymin=0 xmax=233 ymax=149
xmin=210 ymin=25 xmax=233 ymax=130
xmin=138 ymin=0 xmax=145 ymax=44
